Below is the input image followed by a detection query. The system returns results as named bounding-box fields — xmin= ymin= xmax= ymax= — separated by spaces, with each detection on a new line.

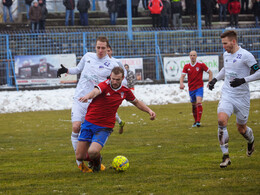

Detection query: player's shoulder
xmin=108 ymin=56 xmax=120 ymax=67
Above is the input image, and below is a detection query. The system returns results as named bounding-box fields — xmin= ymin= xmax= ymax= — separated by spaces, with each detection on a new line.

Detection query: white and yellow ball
xmin=112 ymin=155 xmax=129 ymax=172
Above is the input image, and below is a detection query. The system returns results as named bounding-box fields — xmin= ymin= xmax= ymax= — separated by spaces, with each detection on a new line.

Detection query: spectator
xmin=29 ymin=0 xmax=42 ymax=32
xmin=142 ymin=0 xmax=149 ymax=9
xmin=217 ymin=0 xmax=228 ymax=21
xmin=39 ymin=0 xmax=48 ymax=31
xmin=77 ymin=0 xmax=90 ymax=26
xmin=186 ymin=0 xmax=196 ymax=27
xmin=124 ymin=64 xmax=136 ymax=90
xmin=132 ymin=0 xmax=140 ymax=17
xmin=252 ymin=0 xmax=260 ymax=28
xmin=2 ymin=0 xmax=14 ymax=23
xmin=106 ymin=0 xmax=119 ymax=25
xmin=63 ymin=0 xmax=75 ymax=26
xmin=228 ymin=0 xmax=241 ymax=28
xmin=161 ymin=0 xmax=171 ymax=28
xmin=171 ymin=0 xmax=182 ymax=28
xmin=241 ymin=0 xmax=249 ymax=14
xmin=202 ymin=0 xmax=215 ymax=28
xmin=148 ymin=0 xmax=163 ymax=27
xmin=25 ymin=0 xmax=33 ymax=20
xmin=118 ymin=0 xmax=126 ymax=17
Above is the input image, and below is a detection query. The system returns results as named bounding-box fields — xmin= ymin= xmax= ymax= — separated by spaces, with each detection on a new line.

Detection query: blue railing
xmin=1 ymin=28 xmax=259 ymax=88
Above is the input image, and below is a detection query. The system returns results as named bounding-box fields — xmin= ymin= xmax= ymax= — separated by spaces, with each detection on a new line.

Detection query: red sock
xmin=192 ymin=104 xmax=197 ymax=122
xmin=196 ymin=103 xmax=203 ymax=122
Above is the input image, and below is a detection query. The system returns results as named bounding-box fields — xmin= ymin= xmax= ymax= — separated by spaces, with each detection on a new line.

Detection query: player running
xmin=57 ymin=36 xmax=119 ymax=173
xmin=208 ymin=30 xmax=260 ymax=168
xmin=76 ymin=67 xmax=156 ymax=172
xmin=180 ymin=50 xmax=213 ymax=127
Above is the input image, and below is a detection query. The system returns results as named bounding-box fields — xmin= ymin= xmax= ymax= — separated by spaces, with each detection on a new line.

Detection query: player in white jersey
xmin=57 ymin=36 xmax=119 ymax=173
xmin=208 ymin=30 xmax=260 ymax=168
xmin=107 ymin=45 xmax=128 ymax=134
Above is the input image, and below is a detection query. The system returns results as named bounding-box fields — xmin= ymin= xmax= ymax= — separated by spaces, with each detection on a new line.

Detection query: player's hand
xmin=57 ymin=64 xmax=68 ymax=77
xmin=230 ymin=78 xmax=245 ymax=87
xmin=149 ymin=111 xmax=156 ymax=120
xmin=78 ymin=96 xmax=89 ymax=103
xmin=208 ymin=78 xmax=217 ymax=90
xmin=180 ymin=83 xmax=185 ymax=89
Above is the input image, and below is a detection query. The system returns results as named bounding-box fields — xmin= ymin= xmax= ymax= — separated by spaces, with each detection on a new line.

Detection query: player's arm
xmin=179 ymin=73 xmax=186 ymax=89
xmin=131 ymin=99 xmax=156 ymax=120
xmin=206 ymin=70 xmax=213 ymax=88
xmin=208 ymin=67 xmax=225 ymax=90
xmin=230 ymin=64 xmax=260 ymax=87
xmin=78 ymin=87 xmax=101 ymax=103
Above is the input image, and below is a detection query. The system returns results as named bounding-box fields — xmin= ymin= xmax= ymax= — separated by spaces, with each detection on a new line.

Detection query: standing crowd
xmin=1 ymin=0 xmax=260 ymax=28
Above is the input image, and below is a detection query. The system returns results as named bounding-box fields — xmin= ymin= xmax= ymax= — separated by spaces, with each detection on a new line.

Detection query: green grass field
xmin=1 ymin=100 xmax=260 ymax=194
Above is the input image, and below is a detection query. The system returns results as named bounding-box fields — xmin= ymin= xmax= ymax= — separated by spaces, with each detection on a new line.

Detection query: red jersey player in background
xmin=76 ymin=67 xmax=156 ymax=172
xmin=180 ymin=50 xmax=213 ymax=127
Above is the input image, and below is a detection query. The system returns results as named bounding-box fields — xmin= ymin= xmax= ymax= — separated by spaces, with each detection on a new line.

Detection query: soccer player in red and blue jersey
xmin=180 ymin=51 xmax=213 ymax=127
xmin=76 ymin=67 xmax=156 ymax=172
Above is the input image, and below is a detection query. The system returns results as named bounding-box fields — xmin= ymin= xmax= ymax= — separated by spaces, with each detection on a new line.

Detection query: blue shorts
xmin=78 ymin=120 xmax=113 ymax=147
xmin=189 ymin=87 xmax=203 ymax=103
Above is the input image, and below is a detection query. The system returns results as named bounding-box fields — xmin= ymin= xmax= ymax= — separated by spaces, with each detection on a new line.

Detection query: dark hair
xmin=112 ymin=67 xmax=124 ymax=77
xmin=108 ymin=44 xmax=112 ymax=50
xmin=124 ymin=64 xmax=129 ymax=68
xmin=96 ymin=36 xmax=109 ymax=47
xmin=220 ymin=30 xmax=238 ymax=42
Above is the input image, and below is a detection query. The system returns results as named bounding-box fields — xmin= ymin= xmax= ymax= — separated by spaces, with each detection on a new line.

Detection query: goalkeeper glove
xmin=208 ymin=78 xmax=217 ymax=90
xmin=230 ymin=78 xmax=245 ymax=87
xmin=57 ymin=64 xmax=68 ymax=77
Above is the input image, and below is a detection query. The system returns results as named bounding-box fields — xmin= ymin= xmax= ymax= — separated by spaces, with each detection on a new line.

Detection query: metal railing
xmin=0 ymin=28 xmax=259 ymax=89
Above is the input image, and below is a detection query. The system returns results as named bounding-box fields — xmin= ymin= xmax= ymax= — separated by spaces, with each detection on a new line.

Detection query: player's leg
xmin=88 ymin=128 xmax=113 ymax=172
xmin=195 ymin=87 xmax=204 ymax=127
xmin=189 ymin=90 xmax=197 ymax=127
xmin=116 ymin=112 xmax=125 ymax=134
xmin=71 ymin=100 xmax=89 ymax=167
xmin=76 ymin=124 xmax=93 ymax=173
xmin=235 ymin=99 xmax=254 ymax=157
xmin=217 ymin=98 xmax=233 ymax=168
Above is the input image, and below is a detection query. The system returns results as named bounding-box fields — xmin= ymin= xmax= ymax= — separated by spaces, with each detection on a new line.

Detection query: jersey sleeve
xmin=125 ymin=88 xmax=136 ymax=102
xmin=244 ymin=51 xmax=257 ymax=68
xmin=68 ymin=53 xmax=87 ymax=74
xmin=202 ymin=63 xmax=209 ymax=72
xmin=182 ymin=65 xmax=188 ymax=74
xmin=96 ymin=80 xmax=109 ymax=94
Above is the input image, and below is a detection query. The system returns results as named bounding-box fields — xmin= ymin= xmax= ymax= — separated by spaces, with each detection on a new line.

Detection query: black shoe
xmin=220 ymin=154 xmax=231 ymax=168
xmin=247 ymin=141 xmax=255 ymax=157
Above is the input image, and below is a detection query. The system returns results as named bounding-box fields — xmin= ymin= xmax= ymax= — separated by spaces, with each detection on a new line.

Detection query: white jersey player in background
xmin=57 ymin=36 xmax=119 ymax=173
xmin=107 ymin=44 xmax=127 ymax=134
xmin=208 ymin=30 xmax=260 ymax=168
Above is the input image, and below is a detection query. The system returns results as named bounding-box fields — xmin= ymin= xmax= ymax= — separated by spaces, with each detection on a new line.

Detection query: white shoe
xmin=220 ymin=154 xmax=231 ymax=168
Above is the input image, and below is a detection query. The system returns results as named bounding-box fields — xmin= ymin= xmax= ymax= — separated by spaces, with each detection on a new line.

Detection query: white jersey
xmin=221 ymin=47 xmax=257 ymax=98
xmin=68 ymin=52 xmax=119 ymax=99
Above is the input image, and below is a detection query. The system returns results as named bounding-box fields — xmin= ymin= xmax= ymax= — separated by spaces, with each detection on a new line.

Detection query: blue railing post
xmin=196 ymin=0 xmax=202 ymax=37
xmin=83 ymin=32 xmax=87 ymax=54
xmin=127 ymin=0 xmax=133 ymax=40
xmin=92 ymin=0 xmax=95 ymax=11
xmin=154 ymin=32 xmax=160 ymax=81
xmin=6 ymin=35 xmax=11 ymax=86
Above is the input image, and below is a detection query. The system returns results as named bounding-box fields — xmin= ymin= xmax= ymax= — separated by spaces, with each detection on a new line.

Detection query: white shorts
xmin=217 ymin=95 xmax=250 ymax=125
xmin=71 ymin=98 xmax=91 ymax=123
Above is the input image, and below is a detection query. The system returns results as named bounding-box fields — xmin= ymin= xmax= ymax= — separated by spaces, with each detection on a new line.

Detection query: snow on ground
xmin=1 ymin=80 xmax=260 ymax=114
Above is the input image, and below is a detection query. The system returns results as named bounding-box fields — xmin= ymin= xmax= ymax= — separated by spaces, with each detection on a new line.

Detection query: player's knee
xmin=88 ymin=148 xmax=100 ymax=160
xmin=72 ymin=123 xmax=81 ymax=133
xmin=237 ymin=124 xmax=247 ymax=134
xmin=76 ymin=151 xmax=84 ymax=161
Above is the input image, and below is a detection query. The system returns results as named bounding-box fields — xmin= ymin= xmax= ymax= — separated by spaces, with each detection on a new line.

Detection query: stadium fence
xmin=0 ymin=28 xmax=259 ymax=90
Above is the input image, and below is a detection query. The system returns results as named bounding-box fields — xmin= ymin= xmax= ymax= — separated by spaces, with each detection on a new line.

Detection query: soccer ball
xmin=112 ymin=155 xmax=129 ymax=172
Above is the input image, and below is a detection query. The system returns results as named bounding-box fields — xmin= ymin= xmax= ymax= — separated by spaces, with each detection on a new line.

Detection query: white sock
xmin=71 ymin=132 xmax=82 ymax=166
xmin=218 ymin=126 xmax=229 ymax=154
xmin=116 ymin=112 xmax=122 ymax=124
xmin=242 ymin=126 xmax=254 ymax=144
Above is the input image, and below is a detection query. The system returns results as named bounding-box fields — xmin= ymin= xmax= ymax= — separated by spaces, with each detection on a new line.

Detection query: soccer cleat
xmin=192 ymin=123 xmax=197 ymax=127
xmin=220 ymin=154 xmax=231 ymax=168
xmin=196 ymin=122 xmax=201 ymax=127
xmin=88 ymin=157 xmax=106 ymax=172
xmin=247 ymin=141 xmax=255 ymax=157
xmin=119 ymin=120 xmax=125 ymax=134
xmin=78 ymin=162 xmax=93 ymax=173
